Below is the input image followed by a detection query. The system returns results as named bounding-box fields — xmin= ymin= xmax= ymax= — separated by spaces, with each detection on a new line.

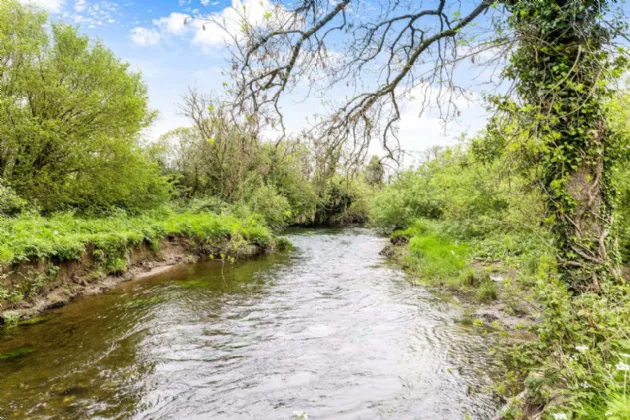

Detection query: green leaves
xmin=0 ymin=1 xmax=168 ymax=213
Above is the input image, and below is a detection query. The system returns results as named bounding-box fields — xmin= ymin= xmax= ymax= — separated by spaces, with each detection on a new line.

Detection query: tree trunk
xmin=506 ymin=0 xmax=622 ymax=290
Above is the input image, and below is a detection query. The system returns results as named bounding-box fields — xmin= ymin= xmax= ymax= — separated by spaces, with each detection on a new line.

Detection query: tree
xmin=494 ymin=0 xmax=627 ymax=290
xmin=0 ymin=1 xmax=169 ymax=212
xmin=210 ymin=0 xmax=628 ymax=289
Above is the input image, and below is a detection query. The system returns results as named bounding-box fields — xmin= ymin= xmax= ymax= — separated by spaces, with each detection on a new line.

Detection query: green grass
xmin=406 ymin=232 xmax=470 ymax=282
xmin=0 ymin=208 xmax=280 ymax=308
xmin=0 ymin=209 xmax=275 ymax=266
xmin=476 ymin=280 xmax=498 ymax=302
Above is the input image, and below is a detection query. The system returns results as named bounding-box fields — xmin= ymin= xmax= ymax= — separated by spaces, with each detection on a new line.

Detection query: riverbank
xmin=0 ymin=227 xmax=500 ymax=419
xmin=0 ymin=210 xmax=287 ymax=325
xmin=380 ymin=224 xmax=540 ymax=330
xmin=381 ymin=221 xmax=630 ymax=419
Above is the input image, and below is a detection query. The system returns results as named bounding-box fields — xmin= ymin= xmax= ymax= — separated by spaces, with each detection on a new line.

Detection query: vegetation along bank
xmin=4 ymin=0 xmax=630 ymax=418
xmin=0 ymin=0 xmax=376 ymax=324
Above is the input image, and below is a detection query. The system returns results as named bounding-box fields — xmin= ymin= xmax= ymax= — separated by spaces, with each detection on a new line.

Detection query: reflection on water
xmin=0 ymin=228 xmax=499 ymax=419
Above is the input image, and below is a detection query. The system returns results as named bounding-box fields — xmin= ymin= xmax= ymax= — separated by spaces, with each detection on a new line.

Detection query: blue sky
xmin=25 ymin=0 xmax=491 ymax=161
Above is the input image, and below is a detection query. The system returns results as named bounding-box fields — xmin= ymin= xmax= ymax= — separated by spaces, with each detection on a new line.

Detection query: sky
xmin=23 ymin=0 xmax=491 ymax=162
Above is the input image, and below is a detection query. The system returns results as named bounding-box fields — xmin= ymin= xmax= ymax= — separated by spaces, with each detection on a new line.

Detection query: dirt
xmin=0 ymin=237 xmax=266 ymax=323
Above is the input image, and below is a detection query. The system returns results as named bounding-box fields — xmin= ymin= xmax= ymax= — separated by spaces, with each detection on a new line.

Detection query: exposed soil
xmin=0 ymin=237 xmax=267 ymax=323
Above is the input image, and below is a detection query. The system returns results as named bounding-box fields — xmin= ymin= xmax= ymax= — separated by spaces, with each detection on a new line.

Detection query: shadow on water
xmin=0 ymin=227 xmax=500 ymax=419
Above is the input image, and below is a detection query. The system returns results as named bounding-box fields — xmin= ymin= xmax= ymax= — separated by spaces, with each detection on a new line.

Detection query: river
xmin=0 ymin=228 xmax=499 ymax=419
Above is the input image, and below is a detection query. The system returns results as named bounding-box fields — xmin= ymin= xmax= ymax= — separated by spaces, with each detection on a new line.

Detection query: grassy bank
xmin=370 ymin=144 xmax=630 ymax=419
xmin=385 ymin=219 xmax=630 ymax=419
xmin=0 ymin=208 xmax=285 ymax=321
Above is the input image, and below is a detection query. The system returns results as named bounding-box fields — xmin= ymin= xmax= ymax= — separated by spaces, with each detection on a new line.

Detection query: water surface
xmin=0 ymin=228 xmax=499 ymax=419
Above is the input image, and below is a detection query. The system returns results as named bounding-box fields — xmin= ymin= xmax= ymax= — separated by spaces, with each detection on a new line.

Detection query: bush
xmin=0 ymin=180 xmax=28 ymax=215
xmin=248 ymin=184 xmax=292 ymax=231
xmin=370 ymin=169 xmax=443 ymax=228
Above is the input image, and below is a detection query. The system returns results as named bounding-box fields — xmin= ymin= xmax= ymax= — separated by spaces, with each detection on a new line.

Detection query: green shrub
xmin=0 ymin=180 xmax=28 ymax=215
xmin=248 ymin=184 xmax=292 ymax=231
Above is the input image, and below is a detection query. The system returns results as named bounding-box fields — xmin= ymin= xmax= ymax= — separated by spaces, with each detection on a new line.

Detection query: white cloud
xmin=192 ymin=0 xmax=277 ymax=47
xmin=21 ymin=0 xmax=64 ymax=13
xmin=130 ymin=27 xmax=161 ymax=46
xmin=153 ymin=12 xmax=191 ymax=36
xmin=397 ymin=86 xmax=486 ymax=155
xmin=74 ymin=0 xmax=86 ymax=12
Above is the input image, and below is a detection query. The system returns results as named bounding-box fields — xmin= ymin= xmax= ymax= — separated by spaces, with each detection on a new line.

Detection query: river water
xmin=0 ymin=228 xmax=499 ymax=419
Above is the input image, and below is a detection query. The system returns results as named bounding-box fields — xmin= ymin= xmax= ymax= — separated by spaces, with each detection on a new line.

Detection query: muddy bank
xmin=0 ymin=237 xmax=270 ymax=323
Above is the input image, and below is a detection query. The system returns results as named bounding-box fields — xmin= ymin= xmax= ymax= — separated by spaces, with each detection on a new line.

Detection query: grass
xmin=0 ymin=209 xmax=275 ymax=266
xmin=476 ymin=280 xmax=498 ymax=302
xmin=0 ymin=207 xmax=280 ymax=309
xmin=406 ymin=232 xmax=470 ymax=282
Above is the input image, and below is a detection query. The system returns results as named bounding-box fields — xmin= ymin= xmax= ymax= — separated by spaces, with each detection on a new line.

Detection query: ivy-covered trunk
xmin=505 ymin=0 xmax=623 ymax=290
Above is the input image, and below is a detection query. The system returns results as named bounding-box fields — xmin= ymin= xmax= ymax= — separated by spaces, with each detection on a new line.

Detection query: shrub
xmin=248 ymin=184 xmax=292 ymax=231
xmin=0 ymin=180 xmax=28 ymax=215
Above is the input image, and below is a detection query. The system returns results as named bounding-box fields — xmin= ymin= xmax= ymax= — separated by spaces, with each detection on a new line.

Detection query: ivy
xmin=496 ymin=0 xmax=628 ymax=290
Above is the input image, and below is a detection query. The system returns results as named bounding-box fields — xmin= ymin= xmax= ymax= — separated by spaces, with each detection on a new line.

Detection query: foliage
xmin=371 ymin=143 xmax=543 ymax=238
xmin=495 ymin=0 xmax=629 ymax=290
xmin=0 ymin=1 xmax=170 ymax=213
xmin=325 ymin=177 xmax=374 ymax=225
xmin=158 ymin=109 xmax=374 ymax=228
xmin=0 ymin=208 xmax=275 ymax=266
xmin=246 ymin=184 xmax=292 ymax=231
xmin=157 ymin=113 xmax=259 ymax=201
xmin=0 ymin=179 xmax=27 ymax=215
xmin=499 ymin=264 xmax=630 ymax=419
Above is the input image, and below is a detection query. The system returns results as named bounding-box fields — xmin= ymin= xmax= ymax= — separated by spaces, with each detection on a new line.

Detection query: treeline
xmin=0 ymin=0 xmax=378 ymax=231
xmin=153 ymin=91 xmax=381 ymax=229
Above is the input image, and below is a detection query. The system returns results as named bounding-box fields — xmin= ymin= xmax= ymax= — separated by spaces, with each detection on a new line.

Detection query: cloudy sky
xmin=23 ymin=0 xmax=491 ymax=160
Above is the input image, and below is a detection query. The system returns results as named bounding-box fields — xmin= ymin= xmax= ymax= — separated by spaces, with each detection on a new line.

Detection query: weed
xmin=0 ymin=347 xmax=34 ymax=361
xmin=2 ymin=311 xmax=20 ymax=327
xmin=476 ymin=280 xmax=498 ymax=302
